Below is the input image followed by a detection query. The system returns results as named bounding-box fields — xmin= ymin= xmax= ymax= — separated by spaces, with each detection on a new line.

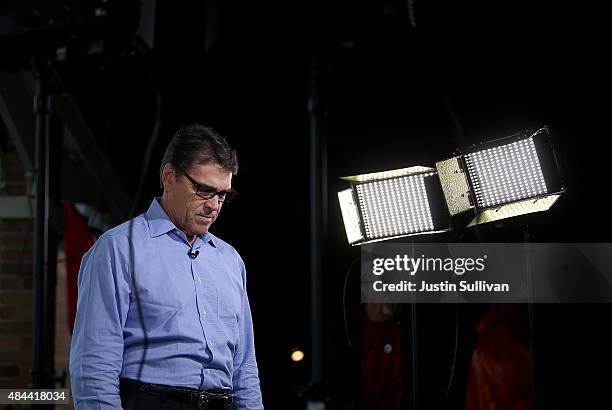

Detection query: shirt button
xmin=383 ymin=344 xmax=393 ymax=354
xmin=203 ymin=310 xmax=207 ymax=315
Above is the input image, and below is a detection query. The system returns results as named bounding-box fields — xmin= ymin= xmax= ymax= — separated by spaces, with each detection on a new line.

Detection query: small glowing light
xmin=290 ymin=349 xmax=304 ymax=362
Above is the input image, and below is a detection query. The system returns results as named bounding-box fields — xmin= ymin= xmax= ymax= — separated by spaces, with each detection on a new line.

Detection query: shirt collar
xmin=145 ymin=198 xmax=216 ymax=247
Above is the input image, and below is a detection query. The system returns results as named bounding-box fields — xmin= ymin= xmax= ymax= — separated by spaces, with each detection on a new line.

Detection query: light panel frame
xmin=436 ymin=126 xmax=566 ymax=226
xmin=338 ymin=166 xmax=451 ymax=245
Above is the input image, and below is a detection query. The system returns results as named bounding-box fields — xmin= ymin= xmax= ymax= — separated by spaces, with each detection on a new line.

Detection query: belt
xmin=120 ymin=379 xmax=232 ymax=410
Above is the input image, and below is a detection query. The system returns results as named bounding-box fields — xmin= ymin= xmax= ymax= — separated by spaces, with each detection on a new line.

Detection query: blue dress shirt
xmin=70 ymin=198 xmax=263 ymax=409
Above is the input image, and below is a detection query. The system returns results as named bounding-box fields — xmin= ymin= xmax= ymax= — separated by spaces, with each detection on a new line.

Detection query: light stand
xmin=524 ymin=225 xmax=537 ymax=410
xmin=32 ymin=57 xmax=52 ymax=389
xmin=408 ymin=240 xmax=418 ymax=410
xmin=307 ymin=51 xmax=329 ymax=410
xmin=30 ymin=56 xmax=61 ymax=410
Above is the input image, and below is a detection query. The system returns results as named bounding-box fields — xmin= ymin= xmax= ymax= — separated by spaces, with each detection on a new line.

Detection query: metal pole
xmin=409 ymin=240 xmax=418 ymax=410
xmin=32 ymin=59 xmax=53 ymax=394
xmin=525 ymin=227 xmax=537 ymax=409
xmin=307 ymin=52 xmax=327 ymax=409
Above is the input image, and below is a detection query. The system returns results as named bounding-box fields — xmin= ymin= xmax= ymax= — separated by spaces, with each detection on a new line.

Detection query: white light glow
xmin=464 ymin=137 xmax=548 ymax=208
xmin=355 ymin=173 xmax=435 ymax=240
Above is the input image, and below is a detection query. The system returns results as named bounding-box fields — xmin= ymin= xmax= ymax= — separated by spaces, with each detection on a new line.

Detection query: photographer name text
xmin=372 ymin=280 xmax=509 ymax=292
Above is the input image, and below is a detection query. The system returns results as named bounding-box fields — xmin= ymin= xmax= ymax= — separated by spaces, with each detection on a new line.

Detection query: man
xmin=70 ymin=124 xmax=263 ymax=410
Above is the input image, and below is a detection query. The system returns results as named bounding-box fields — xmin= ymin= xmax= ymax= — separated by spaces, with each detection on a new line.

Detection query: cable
xmin=445 ymin=287 xmax=459 ymax=400
xmin=342 ymin=256 xmax=366 ymax=410
xmin=342 ymin=256 xmax=361 ymax=349
xmin=445 ymin=226 xmax=466 ymax=402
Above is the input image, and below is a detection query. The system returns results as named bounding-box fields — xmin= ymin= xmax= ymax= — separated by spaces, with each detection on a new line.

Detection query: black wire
xmin=444 ymin=229 xmax=466 ymax=402
xmin=445 ymin=287 xmax=459 ymax=401
xmin=342 ymin=256 xmax=361 ymax=349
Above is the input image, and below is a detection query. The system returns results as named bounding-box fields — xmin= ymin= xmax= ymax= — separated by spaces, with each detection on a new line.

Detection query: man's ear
xmin=161 ymin=163 xmax=176 ymax=192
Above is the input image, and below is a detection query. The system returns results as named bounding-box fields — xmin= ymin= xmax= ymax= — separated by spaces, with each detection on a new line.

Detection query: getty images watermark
xmin=361 ymin=243 xmax=612 ymax=303
xmin=371 ymin=253 xmax=510 ymax=293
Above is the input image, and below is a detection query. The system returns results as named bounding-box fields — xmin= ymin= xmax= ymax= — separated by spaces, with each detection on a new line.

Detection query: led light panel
xmin=355 ymin=173 xmax=435 ymax=239
xmin=337 ymin=189 xmax=364 ymax=244
xmin=464 ymin=137 xmax=548 ymax=208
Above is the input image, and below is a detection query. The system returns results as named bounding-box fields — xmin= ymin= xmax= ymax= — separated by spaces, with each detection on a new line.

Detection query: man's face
xmin=161 ymin=162 xmax=233 ymax=238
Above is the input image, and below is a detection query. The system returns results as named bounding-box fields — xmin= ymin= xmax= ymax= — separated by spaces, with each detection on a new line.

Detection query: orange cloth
xmin=466 ymin=304 xmax=533 ymax=410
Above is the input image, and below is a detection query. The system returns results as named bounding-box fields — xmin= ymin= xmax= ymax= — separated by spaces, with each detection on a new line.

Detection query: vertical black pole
xmin=46 ymin=111 xmax=62 ymax=384
xmin=409 ymin=241 xmax=418 ymax=410
xmin=32 ymin=59 xmax=54 ymax=398
xmin=308 ymin=52 xmax=327 ymax=408
xmin=525 ymin=227 xmax=537 ymax=410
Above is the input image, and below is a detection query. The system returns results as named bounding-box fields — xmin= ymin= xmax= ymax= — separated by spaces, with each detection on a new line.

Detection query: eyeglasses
xmin=183 ymin=173 xmax=237 ymax=203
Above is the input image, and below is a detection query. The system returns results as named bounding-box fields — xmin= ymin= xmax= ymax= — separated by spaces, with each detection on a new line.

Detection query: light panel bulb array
xmin=464 ymin=137 xmax=547 ymax=208
xmin=355 ymin=173 xmax=435 ymax=239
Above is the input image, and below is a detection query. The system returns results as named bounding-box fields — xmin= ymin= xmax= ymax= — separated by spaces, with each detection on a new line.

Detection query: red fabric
xmin=466 ymin=304 xmax=533 ymax=410
xmin=361 ymin=312 xmax=403 ymax=410
xmin=63 ymin=203 xmax=96 ymax=333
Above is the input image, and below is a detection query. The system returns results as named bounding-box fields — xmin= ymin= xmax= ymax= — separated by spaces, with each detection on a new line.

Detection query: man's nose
xmin=205 ymin=195 xmax=221 ymax=210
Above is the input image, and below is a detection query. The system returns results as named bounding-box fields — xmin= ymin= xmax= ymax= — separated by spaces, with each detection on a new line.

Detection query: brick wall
xmin=0 ymin=140 xmax=34 ymax=389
